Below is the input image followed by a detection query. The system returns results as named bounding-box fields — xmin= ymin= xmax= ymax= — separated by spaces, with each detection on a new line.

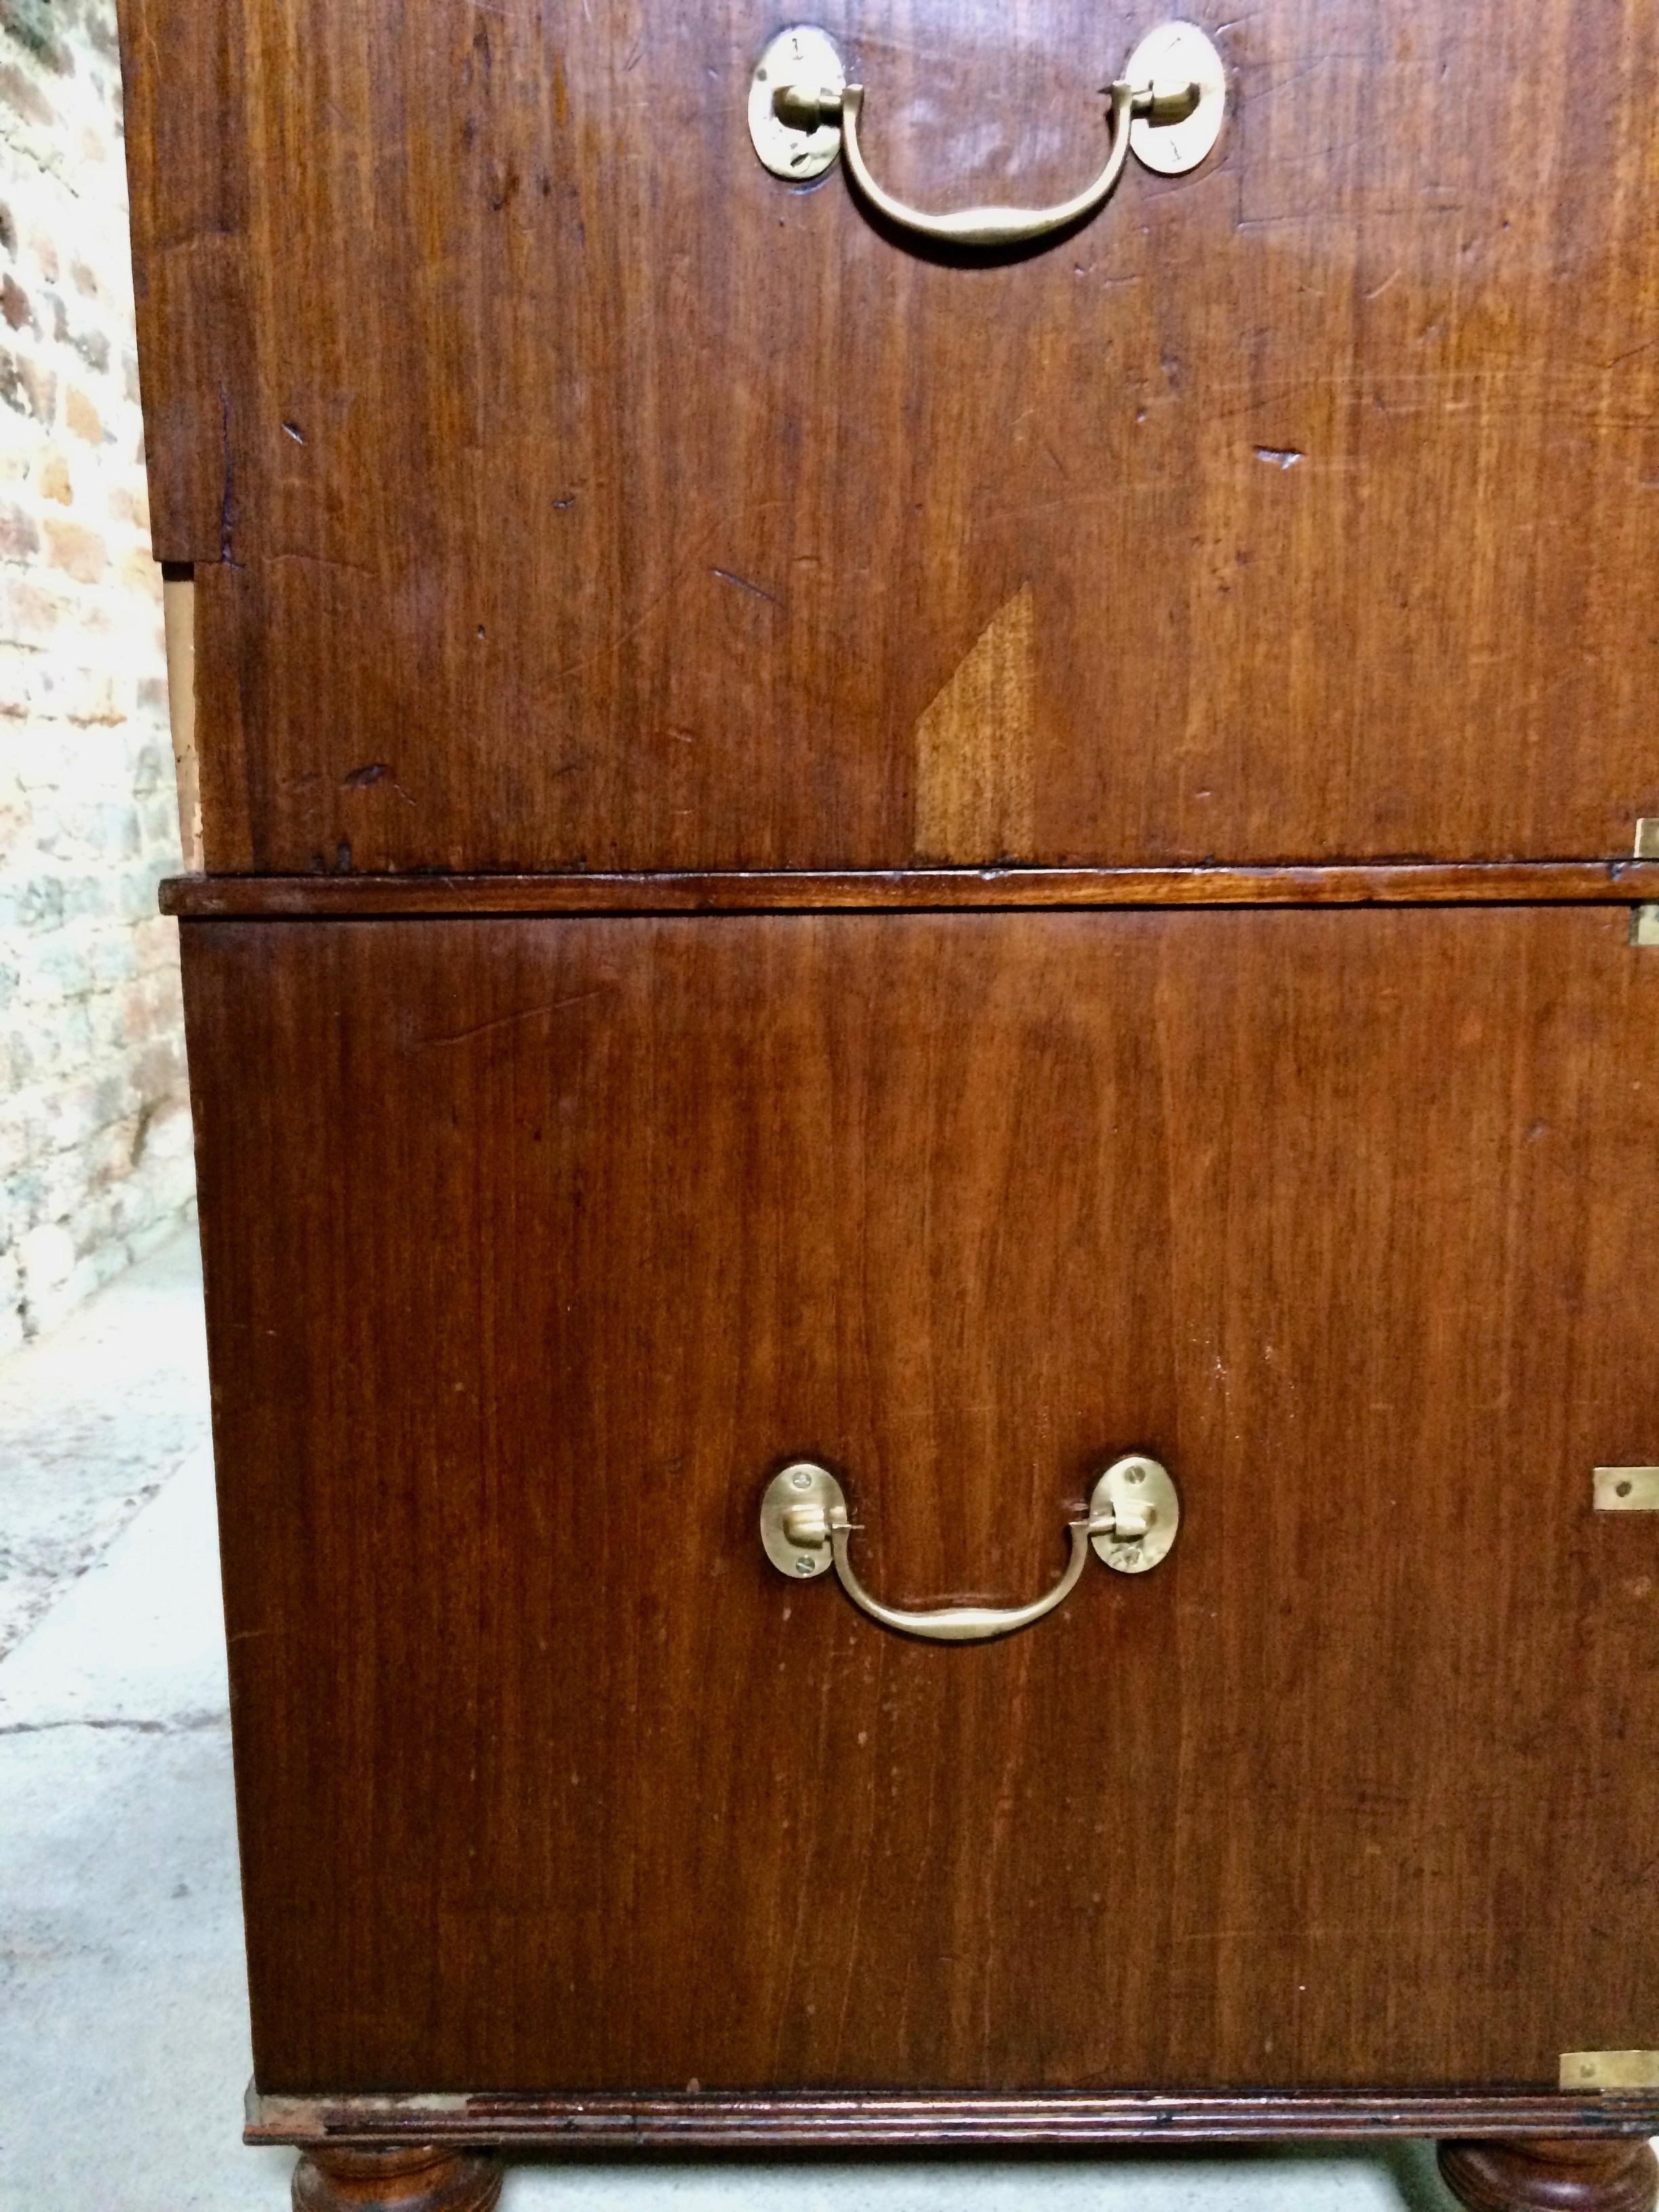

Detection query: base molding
xmin=247 ymin=2087 xmax=1659 ymax=2152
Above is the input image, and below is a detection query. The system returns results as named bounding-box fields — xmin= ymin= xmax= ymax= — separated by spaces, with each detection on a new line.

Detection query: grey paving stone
xmin=0 ymin=1230 xmax=209 ymax=1659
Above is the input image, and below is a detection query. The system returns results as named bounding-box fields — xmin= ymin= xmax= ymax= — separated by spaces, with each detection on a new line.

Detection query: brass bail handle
xmin=759 ymin=1456 xmax=1181 ymax=1644
xmin=748 ymin=22 xmax=1227 ymax=246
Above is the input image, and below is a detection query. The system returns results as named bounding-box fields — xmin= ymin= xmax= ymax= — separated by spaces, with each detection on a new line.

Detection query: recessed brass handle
xmin=759 ymin=1456 xmax=1179 ymax=1643
xmin=749 ymin=23 xmax=1227 ymax=246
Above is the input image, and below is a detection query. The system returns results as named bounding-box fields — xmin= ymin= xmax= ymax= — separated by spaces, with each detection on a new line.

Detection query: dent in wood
xmin=913 ymin=585 xmax=1036 ymax=862
xmin=161 ymin=568 xmax=202 ymax=872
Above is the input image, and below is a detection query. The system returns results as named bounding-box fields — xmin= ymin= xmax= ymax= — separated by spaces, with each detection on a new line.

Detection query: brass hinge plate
xmin=1561 ymin=2051 xmax=1659 ymax=2092
xmin=1629 ymin=824 xmax=1658 ymax=936
xmin=1594 ymin=1467 xmax=1659 ymax=1512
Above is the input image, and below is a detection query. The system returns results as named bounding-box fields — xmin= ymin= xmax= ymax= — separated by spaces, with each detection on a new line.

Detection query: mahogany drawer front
xmin=182 ymin=909 xmax=1659 ymax=2097
xmin=124 ymin=0 xmax=1659 ymax=874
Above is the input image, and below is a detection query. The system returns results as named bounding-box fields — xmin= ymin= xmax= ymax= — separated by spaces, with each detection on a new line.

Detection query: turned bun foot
xmin=292 ymin=2144 xmax=504 ymax=2212
xmin=1439 ymin=2137 xmax=1659 ymax=2212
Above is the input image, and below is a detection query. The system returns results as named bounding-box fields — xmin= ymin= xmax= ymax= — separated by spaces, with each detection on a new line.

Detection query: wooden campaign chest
xmin=117 ymin=1 xmax=1659 ymax=2205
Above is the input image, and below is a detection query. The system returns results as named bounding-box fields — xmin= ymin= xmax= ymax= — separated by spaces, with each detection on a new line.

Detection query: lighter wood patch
xmin=913 ymin=584 xmax=1035 ymax=861
xmin=161 ymin=573 xmax=202 ymax=872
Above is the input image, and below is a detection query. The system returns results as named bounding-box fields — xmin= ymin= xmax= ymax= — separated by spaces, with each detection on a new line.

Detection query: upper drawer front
xmin=184 ymin=908 xmax=1659 ymax=2096
xmin=125 ymin=0 xmax=1659 ymax=872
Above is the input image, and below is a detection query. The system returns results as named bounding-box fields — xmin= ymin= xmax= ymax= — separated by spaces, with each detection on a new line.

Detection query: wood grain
xmin=184 ymin=907 xmax=1659 ymax=2096
xmin=117 ymin=0 xmax=1659 ymax=872
xmin=159 ymin=860 xmax=1659 ymax=919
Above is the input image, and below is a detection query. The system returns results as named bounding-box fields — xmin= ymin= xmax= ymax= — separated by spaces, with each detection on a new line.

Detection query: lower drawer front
xmin=182 ymin=908 xmax=1659 ymax=2096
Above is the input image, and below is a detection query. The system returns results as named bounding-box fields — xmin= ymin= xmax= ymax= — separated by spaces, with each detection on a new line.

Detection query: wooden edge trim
xmin=245 ymin=2087 xmax=1659 ymax=2150
xmin=166 ymin=863 xmax=1659 ymax=920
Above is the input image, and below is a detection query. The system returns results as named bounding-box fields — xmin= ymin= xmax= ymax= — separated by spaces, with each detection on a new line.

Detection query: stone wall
xmin=0 ymin=0 xmax=193 ymax=1351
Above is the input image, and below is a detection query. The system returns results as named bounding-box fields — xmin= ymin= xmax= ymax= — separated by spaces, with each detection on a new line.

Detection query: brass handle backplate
xmin=748 ymin=22 xmax=1226 ymax=245
xmin=759 ymin=1455 xmax=1180 ymax=1643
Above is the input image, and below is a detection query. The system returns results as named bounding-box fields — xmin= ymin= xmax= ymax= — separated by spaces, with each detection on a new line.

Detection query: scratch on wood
xmin=341 ymin=762 xmax=417 ymax=806
xmin=218 ymin=385 xmax=237 ymax=565
xmin=546 ymin=526 xmax=718 ymax=683
xmin=712 ymin=566 xmax=783 ymax=607
xmin=417 ymin=989 xmax=612 ymax=1050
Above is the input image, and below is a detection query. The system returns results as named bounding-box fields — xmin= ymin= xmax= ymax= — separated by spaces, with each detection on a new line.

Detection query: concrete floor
xmin=0 ymin=1231 xmax=1507 ymax=2210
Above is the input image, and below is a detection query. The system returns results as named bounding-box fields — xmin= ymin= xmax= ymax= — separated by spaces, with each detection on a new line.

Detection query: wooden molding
xmin=163 ymin=861 xmax=1659 ymax=921
xmin=247 ymin=2088 xmax=1659 ymax=2151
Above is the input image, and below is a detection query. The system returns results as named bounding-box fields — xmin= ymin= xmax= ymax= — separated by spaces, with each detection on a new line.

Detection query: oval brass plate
xmin=1126 ymin=22 xmax=1226 ymax=176
xmin=749 ymin=26 xmax=846 ymax=182
xmin=1090 ymin=1454 xmax=1181 ymax=1574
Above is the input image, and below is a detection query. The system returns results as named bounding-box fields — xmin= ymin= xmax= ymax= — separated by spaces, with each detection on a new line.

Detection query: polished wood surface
xmin=1439 ymin=2140 xmax=1659 ymax=2212
xmin=119 ymin=0 xmax=1659 ymax=873
xmin=160 ymin=861 xmax=1659 ymax=919
xmin=291 ymin=2146 xmax=503 ymax=2212
xmin=184 ymin=907 xmax=1659 ymax=2097
xmin=249 ymin=2089 xmax=1659 ymax=2150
